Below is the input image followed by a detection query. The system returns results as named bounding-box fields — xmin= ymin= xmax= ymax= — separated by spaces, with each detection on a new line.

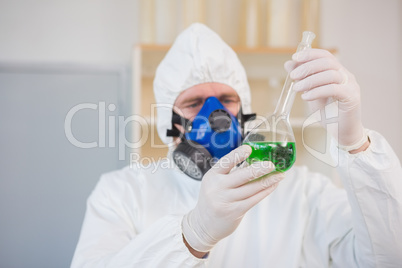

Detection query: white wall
xmin=320 ymin=0 xmax=402 ymax=159
xmin=0 ymin=0 xmax=140 ymax=64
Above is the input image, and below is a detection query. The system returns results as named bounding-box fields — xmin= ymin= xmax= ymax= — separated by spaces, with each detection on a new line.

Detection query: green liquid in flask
xmin=242 ymin=31 xmax=315 ymax=174
xmin=244 ymin=141 xmax=296 ymax=172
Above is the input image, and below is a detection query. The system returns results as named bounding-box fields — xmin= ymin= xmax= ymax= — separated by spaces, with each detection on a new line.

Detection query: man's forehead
xmin=175 ymin=83 xmax=239 ymax=104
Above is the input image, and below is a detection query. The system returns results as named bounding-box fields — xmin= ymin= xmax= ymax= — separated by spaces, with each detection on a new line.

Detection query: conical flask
xmin=243 ymin=31 xmax=316 ymax=172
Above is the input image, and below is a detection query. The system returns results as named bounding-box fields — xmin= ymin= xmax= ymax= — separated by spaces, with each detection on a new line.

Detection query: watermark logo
xmin=302 ymin=101 xmax=339 ymax=167
xmin=64 ymin=101 xmax=158 ymax=160
xmin=64 ymin=101 xmax=340 ymax=167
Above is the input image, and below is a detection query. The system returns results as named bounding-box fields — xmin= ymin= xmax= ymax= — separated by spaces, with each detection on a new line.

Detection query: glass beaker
xmin=243 ymin=31 xmax=316 ymax=172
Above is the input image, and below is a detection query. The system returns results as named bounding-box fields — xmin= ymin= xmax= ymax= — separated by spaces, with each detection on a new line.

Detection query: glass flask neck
xmin=273 ymin=75 xmax=295 ymax=120
xmin=273 ymin=31 xmax=315 ymax=120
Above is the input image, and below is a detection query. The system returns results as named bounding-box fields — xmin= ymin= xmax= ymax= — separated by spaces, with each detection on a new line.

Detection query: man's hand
xmin=285 ymin=49 xmax=366 ymax=149
xmin=182 ymin=145 xmax=284 ymax=255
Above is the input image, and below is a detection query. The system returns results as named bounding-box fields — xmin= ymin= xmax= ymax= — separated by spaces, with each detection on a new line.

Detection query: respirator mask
xmin=167 ymin=96 xmax=255 ymax=180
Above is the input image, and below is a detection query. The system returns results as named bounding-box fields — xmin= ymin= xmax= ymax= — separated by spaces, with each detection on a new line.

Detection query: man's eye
xmin=222 ymin=98 xmax=236 ymax=104
xmin=188 ymin=102 xmax=200 ymax=108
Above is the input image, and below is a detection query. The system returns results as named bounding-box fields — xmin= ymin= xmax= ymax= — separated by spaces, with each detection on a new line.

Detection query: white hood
xmin=153 ymin=23 xmax=252 ymax=145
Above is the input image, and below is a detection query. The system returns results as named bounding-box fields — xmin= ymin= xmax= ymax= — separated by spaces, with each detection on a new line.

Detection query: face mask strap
xmin=168 ymin=108 xmax=256 ymax=139
xmin=238 ymin=107 xmax=256 ymax=130
xmin=166 ymin=111 xmax=191 ymax=139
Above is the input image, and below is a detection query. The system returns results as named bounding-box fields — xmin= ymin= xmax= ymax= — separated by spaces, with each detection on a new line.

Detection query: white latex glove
xmin=285 ymin=48 xmax=365 ymax=148
xmin=182 ymin=145 xmax=284 ymax=253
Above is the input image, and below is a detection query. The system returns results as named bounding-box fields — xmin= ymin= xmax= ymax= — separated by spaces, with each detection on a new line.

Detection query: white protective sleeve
xmin=331 ymin=130 xmax=402 ymax=267
xmin=70 ymin=177 xmax=207 ymax=268
xmin=71 ymin=129 xmax=401 ymax=267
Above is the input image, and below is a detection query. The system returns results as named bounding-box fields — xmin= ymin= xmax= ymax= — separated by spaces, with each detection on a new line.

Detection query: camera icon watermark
xmin=301 ymin=101 xmax=339 ymax=168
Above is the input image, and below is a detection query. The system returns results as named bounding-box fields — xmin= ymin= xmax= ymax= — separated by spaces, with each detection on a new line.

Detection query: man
xmin=71 ymin=23 xmax=402 ymax=267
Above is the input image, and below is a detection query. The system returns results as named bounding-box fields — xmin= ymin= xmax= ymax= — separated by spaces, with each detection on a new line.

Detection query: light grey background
xmin=0 ymin=1 xmax=401 ymax=268
xmin=0 ymin=64 xmax=130 ymax=267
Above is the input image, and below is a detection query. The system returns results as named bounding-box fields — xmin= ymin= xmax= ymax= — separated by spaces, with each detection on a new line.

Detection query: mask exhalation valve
xmin=209 ymin=109 xmax=232 ymax=132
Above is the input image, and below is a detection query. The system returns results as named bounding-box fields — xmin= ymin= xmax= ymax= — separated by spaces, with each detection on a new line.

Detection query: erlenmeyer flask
xmin=243 ymin=31 xmax=316 ymax=172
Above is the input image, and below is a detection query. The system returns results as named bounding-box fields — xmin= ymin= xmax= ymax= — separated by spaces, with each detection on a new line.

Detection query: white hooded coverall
xmin=71 ymin=24 xmax=402 ymax=267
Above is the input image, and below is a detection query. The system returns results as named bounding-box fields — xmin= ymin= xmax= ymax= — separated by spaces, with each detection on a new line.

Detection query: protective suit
xmin=71 ymin=24 xmax=402 ymax=267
